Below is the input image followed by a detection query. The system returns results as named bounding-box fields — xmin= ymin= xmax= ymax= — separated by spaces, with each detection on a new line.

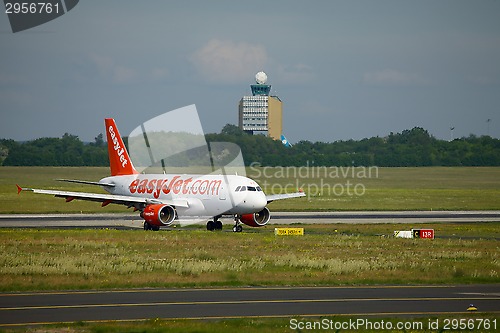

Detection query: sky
xmin=1 ymin=0 xmax=499 ymax=143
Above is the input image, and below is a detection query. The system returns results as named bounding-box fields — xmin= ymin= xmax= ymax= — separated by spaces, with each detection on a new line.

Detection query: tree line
xmin=0 ymin=133 xmax=108 ymax=167
xmin=1 ymin=125 xmax=500 ymax=167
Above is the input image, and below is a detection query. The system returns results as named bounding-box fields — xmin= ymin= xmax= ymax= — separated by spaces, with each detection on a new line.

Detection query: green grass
xmin=0 ymin=167 xmax=117 ymax=214
xmin=0 ymin=224 xmax=498 ymax=292
xmin=255 ymin=166 xmax=500 ymax=211
xmin=2 ymin=314 xmax=499 ymax=333
xmin=2 ymin=166 xmax=500 ymax=213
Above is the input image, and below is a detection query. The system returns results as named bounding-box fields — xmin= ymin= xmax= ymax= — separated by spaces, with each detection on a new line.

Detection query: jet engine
xmin=142 ymin=204 xmax=176 ymax=226
xmin=239 ymin=207 xmax=270 ymax=227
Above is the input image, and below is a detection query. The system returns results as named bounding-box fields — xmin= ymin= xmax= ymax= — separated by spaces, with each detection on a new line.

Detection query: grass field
xmin=1 ymin=166 xmax=500 ymax=213
xmin=0 ymin=223 xmax=498 ymax=292
xmin=1 ymin=314 xmax=498 ymax=333
xmin=253 ymin=166 xmax=500 ymax=211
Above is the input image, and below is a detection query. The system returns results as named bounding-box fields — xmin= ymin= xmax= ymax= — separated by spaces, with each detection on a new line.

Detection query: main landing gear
xmin=206 ymin=215 xmax=243 ymax=232
xmin=143 ymin=221 xmax=160 ymax=231
xmin=206 ymin=215 xmax=223 ymax=231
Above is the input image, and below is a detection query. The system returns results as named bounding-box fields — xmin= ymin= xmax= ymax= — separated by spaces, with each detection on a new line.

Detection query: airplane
xmin=17 ymin=118 xmax=305 ymax=232
xmin=281 ymin=134 xmax=293 ymax=148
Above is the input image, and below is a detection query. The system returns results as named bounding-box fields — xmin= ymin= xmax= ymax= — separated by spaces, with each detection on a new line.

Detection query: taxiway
xmin=0 ymin=211 xmax=499 ymax=229
xmin=0 ymin=285 xmax=499 ymax=326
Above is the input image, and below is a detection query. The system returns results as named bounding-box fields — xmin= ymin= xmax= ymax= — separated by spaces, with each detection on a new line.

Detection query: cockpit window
xmin=236 ymin=186 xmax=262 ymax=192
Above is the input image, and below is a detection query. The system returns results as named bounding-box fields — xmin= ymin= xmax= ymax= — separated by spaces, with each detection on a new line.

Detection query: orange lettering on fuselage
xmin=128 ymin=177 xmax=222 ymax=199
xmin=137 ymin=179 xmax=148 ymax=194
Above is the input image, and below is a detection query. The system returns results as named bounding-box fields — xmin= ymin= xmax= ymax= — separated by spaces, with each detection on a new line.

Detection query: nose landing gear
xmin=232 ymin=215 xmax=243 ymax=232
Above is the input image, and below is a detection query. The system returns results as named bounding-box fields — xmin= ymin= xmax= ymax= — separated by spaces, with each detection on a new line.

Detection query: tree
xmin=221 ymin=124 xmax=245 ymax=136
xmin=2 ymin=125 xmax=500 ymax=167
xmin=92 ymin=133 xmax=104 ymax=147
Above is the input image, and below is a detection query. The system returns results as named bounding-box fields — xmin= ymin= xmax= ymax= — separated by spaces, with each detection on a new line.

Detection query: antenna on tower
xmin=449 ymin=127 xmax=455 ymax=141
xmin=487 ymin=119 xmax=492 ymax=136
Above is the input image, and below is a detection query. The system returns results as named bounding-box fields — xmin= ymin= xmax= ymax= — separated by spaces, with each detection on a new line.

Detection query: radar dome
xmin=255 ymin=71 xmax=267 ymax=84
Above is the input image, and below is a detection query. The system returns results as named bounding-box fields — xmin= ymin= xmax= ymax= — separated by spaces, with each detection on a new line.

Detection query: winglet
xmin=105 ymin=118 xmax=139 ymax=176
xmin=16 ymin=184 xmax=23 ymax=194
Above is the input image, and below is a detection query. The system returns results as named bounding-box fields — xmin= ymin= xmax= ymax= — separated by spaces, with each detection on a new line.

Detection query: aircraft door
xmin=219 ymin=185 xmax=226 ymax=200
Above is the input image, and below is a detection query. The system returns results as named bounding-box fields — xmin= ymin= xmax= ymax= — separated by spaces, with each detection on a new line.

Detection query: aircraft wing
xmin=17 ymin=186 xmax=189 ymax=208
xmin=266 ymin=190 xmax=306 ymax=203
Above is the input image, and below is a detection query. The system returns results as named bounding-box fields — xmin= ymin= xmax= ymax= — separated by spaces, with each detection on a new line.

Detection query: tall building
xmin=238 ymin=72 xmax=282 ymax=140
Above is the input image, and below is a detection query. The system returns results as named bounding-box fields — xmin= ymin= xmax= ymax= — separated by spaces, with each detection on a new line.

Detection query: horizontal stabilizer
xmin=57 ymin=179 xmax=115 ymax=187
xmin=16 ymin=184 xmax=27 ymax=194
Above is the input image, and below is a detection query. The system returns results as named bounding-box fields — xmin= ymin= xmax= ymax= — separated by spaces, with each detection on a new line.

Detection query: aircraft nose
xmin=229 ymin=191 xmax=267 ymax=215
xmin=238 ymin=192 xmax=266 ymax=211
xmin=254 ymin=192 xmax=267 ymax=210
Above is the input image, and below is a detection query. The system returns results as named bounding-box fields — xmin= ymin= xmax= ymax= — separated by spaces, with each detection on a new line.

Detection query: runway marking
xmin=459 ymin=292 xmax=500 ymax=297
xmin=0 ymin=284 xmax=453 ymax=297
xmin=1 ymin=296 xmax=498 ymax=311
xmin=1 ymin=311 xmax=499 ymax=328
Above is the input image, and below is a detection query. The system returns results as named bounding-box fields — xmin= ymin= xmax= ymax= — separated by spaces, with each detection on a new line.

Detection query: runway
xmin=0 ymin=285 xmax=498 ymax=326
xmin=0 ymin=211 xmax=499 ymax=229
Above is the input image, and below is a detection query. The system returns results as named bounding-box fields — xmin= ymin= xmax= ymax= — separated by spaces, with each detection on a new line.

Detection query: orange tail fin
xmin=105 ymin=118 xmax=139 ymax=176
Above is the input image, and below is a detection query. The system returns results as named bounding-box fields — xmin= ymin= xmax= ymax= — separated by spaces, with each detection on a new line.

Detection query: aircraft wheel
xmin=236 ymin=225 xmax=243 ymax=232
xmin=207 ymin=221 xmax=215 ymax=231
xmin=215 ymin=221 xmax=223 ymax=230
xmin=144 ymin=222 xmax=151 ymax=231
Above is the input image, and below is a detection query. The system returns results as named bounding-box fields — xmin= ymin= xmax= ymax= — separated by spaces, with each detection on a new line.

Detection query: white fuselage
xmin=99 ymin=174 xmax=267 ymax=217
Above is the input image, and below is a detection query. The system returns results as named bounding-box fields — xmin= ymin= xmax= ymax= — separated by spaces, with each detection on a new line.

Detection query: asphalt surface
xmin=0 ymin=285 xmax=499 ymax=326
xmin=1 ymin=211 xmax=499 ymax=229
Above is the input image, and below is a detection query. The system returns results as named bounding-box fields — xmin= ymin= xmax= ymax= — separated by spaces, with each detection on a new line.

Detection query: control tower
xmin=238 ymin=72 xmax=282 ymax=140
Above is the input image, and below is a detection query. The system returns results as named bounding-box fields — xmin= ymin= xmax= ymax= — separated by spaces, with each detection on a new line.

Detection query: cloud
xmin=0 ymin=90 xmax=32 ymax=107
xmin=77 ymin=55 xmax=169 ymax=84
xmin=89 ymin=54 xmax=138 ymax=84
xmin=0 ymin=73 xmax=32 ymax=107
xmin=191 ymin=39 xmax=268 ymax=83
xmin=275 ymin=63 xmax=315 ymax=84
xmin=362 ymin=69 xmax=429 ymax=86
xmin=151 ymin=67 xmax=169 ymax=81
xmin=297 ymin=99 xmax=333 ymax=115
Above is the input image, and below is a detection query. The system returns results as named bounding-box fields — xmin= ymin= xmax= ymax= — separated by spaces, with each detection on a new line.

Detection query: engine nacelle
xmin=239 ymin=207 xmax=270 ymax=227
xmin=142 ymin=204 xmax=176 ymax=226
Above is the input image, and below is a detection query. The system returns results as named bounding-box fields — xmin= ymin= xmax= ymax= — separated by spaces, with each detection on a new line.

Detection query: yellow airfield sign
xmin=274 ymin=228 xmax=304 ymax=236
